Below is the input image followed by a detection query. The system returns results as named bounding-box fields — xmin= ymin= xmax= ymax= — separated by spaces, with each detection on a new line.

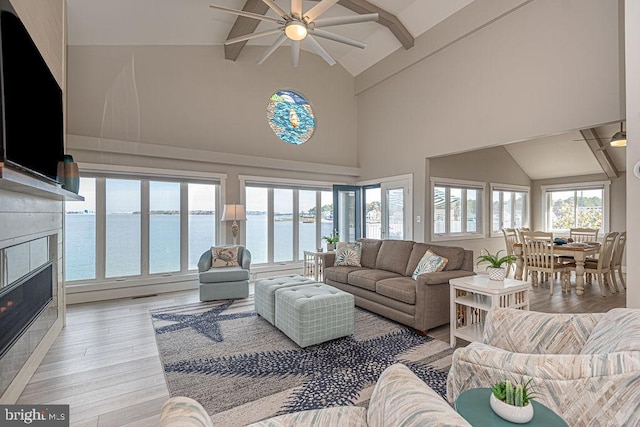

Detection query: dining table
xmin=512 ymin=242 xmax=600 ymax=296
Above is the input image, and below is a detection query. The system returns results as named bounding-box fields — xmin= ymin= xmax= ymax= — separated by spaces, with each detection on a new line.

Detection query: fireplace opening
xmin=0 ymin=262 xmax=53 ymax=358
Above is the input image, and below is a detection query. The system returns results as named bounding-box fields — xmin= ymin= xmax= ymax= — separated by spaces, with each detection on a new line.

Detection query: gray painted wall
xmin=66 ymin=45 xmax=358 ymax=168
xmin=356 ymin=0 xmax=623 ymax=242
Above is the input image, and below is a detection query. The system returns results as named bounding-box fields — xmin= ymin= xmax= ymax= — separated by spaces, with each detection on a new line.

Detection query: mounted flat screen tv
xmin=0 ymin=0 xmax=63 ymax=184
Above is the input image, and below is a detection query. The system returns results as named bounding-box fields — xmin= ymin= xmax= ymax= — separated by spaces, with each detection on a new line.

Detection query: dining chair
xmin=610 ymin=231 xmax=627 ymax=291
xmin=515 ymin=227 xmax=530 ymax=243
xmin=565 ymin=231 xmax=618 ymax=297
xmin=501 ymin=228 xmax=518 ymax=278
xmin=569 ymin=228 xmax=599 ymax=243
xmin=521 ymin=231 xmax=570 ymax=295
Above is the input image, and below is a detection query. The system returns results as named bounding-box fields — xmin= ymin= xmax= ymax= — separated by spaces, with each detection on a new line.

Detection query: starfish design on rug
xmin=163 ymin=329 xmax=448 ymax=414
xmin=151 ymin=300 xmax=256 ymax=342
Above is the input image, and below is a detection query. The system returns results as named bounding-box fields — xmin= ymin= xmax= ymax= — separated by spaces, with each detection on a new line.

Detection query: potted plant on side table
xmin=490 ymin=378 xmax=536 ymax=423
xmin=476 ymin=249 xmax=516 ymax=281
xmin=322 ymin=230 xmax=339 ymax=252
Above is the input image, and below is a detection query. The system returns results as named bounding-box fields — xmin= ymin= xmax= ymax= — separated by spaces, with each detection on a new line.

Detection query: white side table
xmin=449 ymin=275 xmax=531 ymax=348
xmin=303 ymin=251 xmax=331 ymax=281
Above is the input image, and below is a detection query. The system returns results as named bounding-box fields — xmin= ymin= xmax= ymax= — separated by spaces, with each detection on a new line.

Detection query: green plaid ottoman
xmin=275 ymin=283 xmax=355 ymax=348
xmin=254 ymin=274 xmax=316 ymax=325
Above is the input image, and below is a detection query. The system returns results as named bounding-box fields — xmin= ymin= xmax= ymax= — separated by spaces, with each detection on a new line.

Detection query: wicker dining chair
xmin=565 ymin=231 xmax=618 ymax=297
xmin=610 ymin=231 xmax=627 ymax=291
xmin=521 ymin=231 xmax=570 ymax=295
xmin=501 ymin=228 xmax=518 ymax=278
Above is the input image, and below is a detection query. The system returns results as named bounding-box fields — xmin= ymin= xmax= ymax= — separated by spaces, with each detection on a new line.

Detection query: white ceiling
xmin=66 ymin=0 xmax=474 ymax=76
xmin=504 ymin=123 xmax=627 ymax=180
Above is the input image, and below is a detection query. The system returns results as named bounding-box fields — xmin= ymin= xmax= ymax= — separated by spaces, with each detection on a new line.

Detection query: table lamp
xmin=221 ymin=203 xmax=247 ymax=245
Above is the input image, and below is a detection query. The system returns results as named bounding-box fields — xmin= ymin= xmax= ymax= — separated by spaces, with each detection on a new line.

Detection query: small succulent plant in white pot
xmin=476 ymin=249 xmax=516 ymax=281
xmin=490 ymin=378 xmax=536 ymax=423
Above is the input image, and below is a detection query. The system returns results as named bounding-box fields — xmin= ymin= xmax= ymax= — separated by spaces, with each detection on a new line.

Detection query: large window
xmin=491 ymin=184 xmax=529 ymax=236
xmin=432 ymin=179 xmax=483 ymax=240
xmin=542 ymin=182 xmax=609 ymax=233
xmin=243 ymin=178 xmax=332 ymax=266
xmin=65 ymin=171 xmax=221 ymax=283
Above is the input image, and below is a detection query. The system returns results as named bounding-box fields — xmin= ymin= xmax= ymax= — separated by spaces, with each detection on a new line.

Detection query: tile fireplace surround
xmin=0 ymin=187 xmax=66 ymax=402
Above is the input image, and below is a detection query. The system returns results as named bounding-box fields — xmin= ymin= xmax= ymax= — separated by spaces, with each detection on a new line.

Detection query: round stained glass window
xmin=267 ymin=90 xmax=315 ymax=145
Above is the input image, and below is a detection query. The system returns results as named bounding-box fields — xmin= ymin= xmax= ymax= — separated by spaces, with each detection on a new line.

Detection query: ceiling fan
xmin=210 ymin=0 xmax=379 ymax=66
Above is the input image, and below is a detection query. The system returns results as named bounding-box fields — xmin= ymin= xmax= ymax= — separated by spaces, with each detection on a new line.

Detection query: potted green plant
xmin=490 ymin=378 xmax=536 ymax=423
xmin=322 ymin=230 xmax=339 ymax=251
xmin=476 ymin=249 xmax=516 ymax=281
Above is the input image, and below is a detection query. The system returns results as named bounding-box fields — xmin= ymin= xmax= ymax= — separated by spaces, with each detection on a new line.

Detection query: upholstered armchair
xmin=198 ymin=245 xmax=251 ymax=301
xmin=447 ymin=307 xmax=640 ymax=426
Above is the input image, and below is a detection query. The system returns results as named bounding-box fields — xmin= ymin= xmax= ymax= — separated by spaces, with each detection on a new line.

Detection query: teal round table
xmin=454 ymin=388 xmax=568 ymax=426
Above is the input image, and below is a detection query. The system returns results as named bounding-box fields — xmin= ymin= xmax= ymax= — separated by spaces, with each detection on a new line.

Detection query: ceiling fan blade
xmin=261 ymin=0 xmax=290 ymax=20
xmin=304 ymin=0 xmax=339 ymax=22
xmin=305 ymin=34 xmax=336 ymax=66
xmin=257 ymin=33 xmax=288 ymax=64
xmin=313 ymin=13 xmax=379 ymax=28
xmin=209 ymin=5 xmax=283 ymax=25
xmin=310 ymin=29 xmax=366 ymax=49
xmin=291 ymin=0 xmax=303 ymax=19
xmin=225 ymin=28 xmax=283 ymax=45
xmin=291 ymin=40 xmax=300 ymax=67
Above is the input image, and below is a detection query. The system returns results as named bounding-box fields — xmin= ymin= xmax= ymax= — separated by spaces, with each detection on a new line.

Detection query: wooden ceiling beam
xmin=580 ymin=128 xmax=619 ymax=179
xmin=335 ymin=0 xmax=414 ymax=50
xmin=224 ymin=0 xmax=270 ymax=61
xmin=222 ymin=0 xmax=414 ymax=61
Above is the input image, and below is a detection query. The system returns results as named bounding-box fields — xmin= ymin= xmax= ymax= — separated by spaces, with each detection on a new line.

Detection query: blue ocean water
xmin=65 ymin=214 xmax=333 ymax=281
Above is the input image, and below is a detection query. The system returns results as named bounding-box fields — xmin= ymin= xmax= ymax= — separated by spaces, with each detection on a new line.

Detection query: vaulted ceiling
xmin=66 ymin=0 xmax=474 ymax=76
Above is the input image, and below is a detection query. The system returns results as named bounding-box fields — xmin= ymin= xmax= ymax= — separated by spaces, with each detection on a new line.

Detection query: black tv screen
xmin=0 ymin=0 xmax=63 ymax=183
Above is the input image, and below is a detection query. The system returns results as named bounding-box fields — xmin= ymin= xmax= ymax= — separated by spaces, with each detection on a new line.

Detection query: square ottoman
xmin=275 ymin=283 xmax=355 ymax=348
xmin=254 ymin=274 xmax=316 ymax=325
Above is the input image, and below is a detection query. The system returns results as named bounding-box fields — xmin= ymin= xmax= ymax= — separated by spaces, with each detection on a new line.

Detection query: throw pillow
xmin=334 ymin=242 xmax=362 ymax=267
xmin=412 ymin=250 xmax=448 ymax=280
xmin=211 ymin=246 xmax=240 ymax=268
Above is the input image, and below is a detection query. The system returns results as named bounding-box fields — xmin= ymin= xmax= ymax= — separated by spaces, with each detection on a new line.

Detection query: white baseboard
xmin=66 ymin=280 xmax=199 ymax=304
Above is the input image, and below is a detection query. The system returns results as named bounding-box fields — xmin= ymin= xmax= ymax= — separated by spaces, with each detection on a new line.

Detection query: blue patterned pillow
xmin=412 ymin=250 xmax=448 ymax=280
xmin=334 ymin=242 xmax=362 ymax=267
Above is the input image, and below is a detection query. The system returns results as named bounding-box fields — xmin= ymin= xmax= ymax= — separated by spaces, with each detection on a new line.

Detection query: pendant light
xmin=609 ymin=122 xmax=627 ymax=147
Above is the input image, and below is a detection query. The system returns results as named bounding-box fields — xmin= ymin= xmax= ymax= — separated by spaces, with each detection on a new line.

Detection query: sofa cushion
xmin=405 ymin=243 xmax=431 ymax=277
xmin=334 ymin=242 xmax=362 ymax=267
xmin=376 ymin=277 xmax=416 ymax=305
xmin=412 ymin=250 xmax=448 ymax=279
xmin=199 ymin=266 xmax=249 ymax=283
xmin=375 ymin=240 xmax=415 ymax=275
xmin=348 ymin=269 xmax=401 ymax=292
xmin=357 ymin=238 xmax=383 ymax=269
xmin=581 ymin=308 xmax=640 ymax=354
xmin=428 ymin=244 xmax=465 ymax=271
xmin=415 ymin=270 xmax=475 ymax=286
xmin=324 ymin=266 xmax=367 ymax=283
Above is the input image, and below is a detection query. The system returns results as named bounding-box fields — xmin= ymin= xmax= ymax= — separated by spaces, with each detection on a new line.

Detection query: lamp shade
xmin=609 ymin=131 xmax=627 ymax=147
xmin=221 ymin=204 xmax=247 ymax=221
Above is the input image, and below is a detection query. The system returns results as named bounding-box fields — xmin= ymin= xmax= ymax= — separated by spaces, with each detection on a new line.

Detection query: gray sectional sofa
xmin=324 ymin=238 xmax=475 ymax=334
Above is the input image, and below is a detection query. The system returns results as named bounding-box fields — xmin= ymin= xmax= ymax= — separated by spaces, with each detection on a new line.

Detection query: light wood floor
xmin=17 ymin=276 xmax=626 ymax=426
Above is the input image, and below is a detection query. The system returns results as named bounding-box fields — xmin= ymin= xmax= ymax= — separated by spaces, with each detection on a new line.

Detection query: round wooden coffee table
xmin=454 ymin=388 xmax=568 ymax=426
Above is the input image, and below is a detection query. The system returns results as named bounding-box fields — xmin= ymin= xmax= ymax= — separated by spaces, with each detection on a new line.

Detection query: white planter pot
xmin=490 ymin=393 xmax=534 ymax=424
xmin=487 ymin=267 xmax=506 ymax=281
xmin=326 ymin=243 xmax=335 ymax=252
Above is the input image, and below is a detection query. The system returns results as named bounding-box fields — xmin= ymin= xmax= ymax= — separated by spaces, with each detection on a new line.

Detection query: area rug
xmin=150 ymin=296 xmax=454 ymax=426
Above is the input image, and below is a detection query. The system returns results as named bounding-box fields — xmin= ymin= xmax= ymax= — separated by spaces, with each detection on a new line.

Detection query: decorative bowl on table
xmin=490 ymin=393 xmax=534 ymax=423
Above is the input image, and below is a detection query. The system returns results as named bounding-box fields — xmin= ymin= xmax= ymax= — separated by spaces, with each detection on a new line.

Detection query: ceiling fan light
xmin=610 ymin=131 xmax=627 ymax=147
xmin=285 ymin=21 xmax=307 ymax=41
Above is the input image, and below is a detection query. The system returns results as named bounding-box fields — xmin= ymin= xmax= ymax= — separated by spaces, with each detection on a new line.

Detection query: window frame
xmin=430 ymin=177 xmax=485 ymax=242
xmin=240 ymin=175 xmax=335 ymax=267
xmin=540 ymin=180 xmax=610 ymax=235
xmin=490 ymin=183 xmax=530 ymax=237
xmin=64 ymin=164 xmax=225 ymax=287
